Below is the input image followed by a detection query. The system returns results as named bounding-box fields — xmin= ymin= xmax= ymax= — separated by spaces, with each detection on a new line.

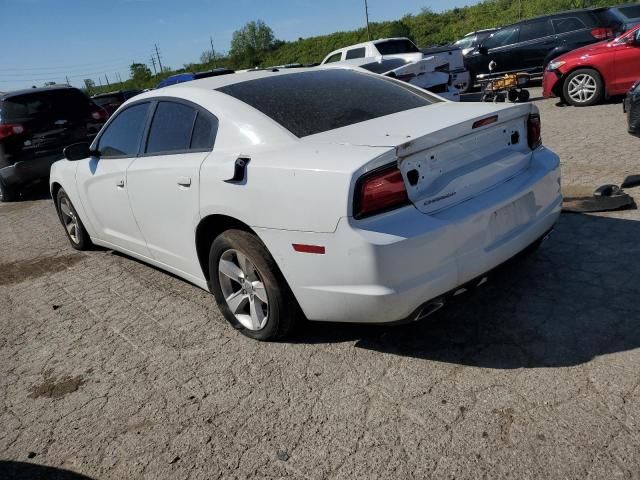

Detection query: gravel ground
xmin=1 ymin=88 xmax=639 ymax=480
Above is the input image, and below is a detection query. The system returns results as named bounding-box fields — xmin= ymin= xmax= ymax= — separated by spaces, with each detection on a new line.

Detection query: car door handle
xmin=116 ymin=179 xmax=125 ymax=188
xmin=177 ymin=176 xmax=192 ymax=187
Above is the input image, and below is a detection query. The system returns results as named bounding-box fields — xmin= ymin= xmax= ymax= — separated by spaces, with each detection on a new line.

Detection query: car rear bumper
xmin=257 ymin=147 xmax=562 ymax=324
xmin=542 ymin=70 xmax=560 ymax=98
xmin=0 ymin=153 xmax=62 ymax=187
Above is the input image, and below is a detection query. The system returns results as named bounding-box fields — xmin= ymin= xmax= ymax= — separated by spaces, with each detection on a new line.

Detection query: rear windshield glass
xmin=0 ymin=89 xmax=91 ymax=122
xmin=217 ymin=69 xmax=436 ymax=137
xmin=375 ymin=39 xmax=420 ymax=54
xmin=360 ymin=58 xmax=408 ymax=74
xmin=92 ymin=95 xmax=122 ymax=107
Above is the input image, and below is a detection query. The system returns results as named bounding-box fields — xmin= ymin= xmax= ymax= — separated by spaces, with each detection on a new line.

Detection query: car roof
xmin=1 ymin=85 xmax=77 ymax=100
xmin=503 ymin=7 xmax=600 ymax=26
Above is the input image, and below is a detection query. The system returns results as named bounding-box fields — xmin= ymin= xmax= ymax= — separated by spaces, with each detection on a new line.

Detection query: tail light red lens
xmin=354 ymin=164 xmax=409 ymax=219
xmin=91 ymin=107 xmax=109 ymax=121
xmin=591 ymin=28 xmax=613 ymax=40
xmin=527 ymin=114 xmax=541 ymax=150
xmin=0 ymin=123 xmax=25 ymax=140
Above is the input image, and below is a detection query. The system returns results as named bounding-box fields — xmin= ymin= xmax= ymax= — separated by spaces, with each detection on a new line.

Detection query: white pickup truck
xmin=321 ymin=38 xmax=470 ymax=101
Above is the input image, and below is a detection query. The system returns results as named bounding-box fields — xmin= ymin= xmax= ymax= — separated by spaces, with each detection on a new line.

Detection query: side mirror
xmin=64 ymin=142 xmax=97 ymax=161
xmin=478 ymin=46 xmax=488 ymax=55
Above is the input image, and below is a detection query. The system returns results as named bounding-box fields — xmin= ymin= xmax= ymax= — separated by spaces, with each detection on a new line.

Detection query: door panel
xmin=613 ymin=41 xmax=640 ymax=94
xmin=126 ymin=152 xmax=208 ymax=277
xmin=76 ymin=156 xmax=151 ymax=256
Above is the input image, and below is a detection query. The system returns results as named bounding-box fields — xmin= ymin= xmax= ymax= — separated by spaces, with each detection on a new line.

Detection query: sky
xmin=0 ymin=0 xmax=478 ymax=91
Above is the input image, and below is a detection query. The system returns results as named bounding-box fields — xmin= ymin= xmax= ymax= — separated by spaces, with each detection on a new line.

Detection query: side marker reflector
xmin=292 ymin=244 xmax=325 ymax=254
xmin=472 ymin=115 xmax=498 ymax=129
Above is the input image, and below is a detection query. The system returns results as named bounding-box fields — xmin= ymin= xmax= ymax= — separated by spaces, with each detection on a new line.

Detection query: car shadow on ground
xmin=291 ymin=213 xmax=640 ymax=369
xmin=0 ymin=461 xmax=94 ymax=480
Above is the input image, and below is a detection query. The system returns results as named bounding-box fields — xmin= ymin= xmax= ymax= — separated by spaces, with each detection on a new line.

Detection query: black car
xmin=91 ymin=89 xmax=142 ymax=116
xmin=464 ymin=8 xmax=615 ymax=85
xmin=0 ymin=86 xmax=108 ymax=201
xmin=624 ymin=80 xmax=640 ymax=136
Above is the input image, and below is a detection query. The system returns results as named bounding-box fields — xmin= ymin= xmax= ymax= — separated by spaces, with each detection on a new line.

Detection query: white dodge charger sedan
xmin=51 ymin=67 xmax=561 ymax=340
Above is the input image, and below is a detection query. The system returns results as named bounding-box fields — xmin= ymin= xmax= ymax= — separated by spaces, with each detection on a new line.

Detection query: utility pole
xmin=105 ymin=74 xmax=110 ymax=88
xmin=154 ymin=44 xmax=163 ymax=72
xmin=364 ymin=0 xmax=371 ymax=41
xmin=210 ymin=36 xmax=216 ymax=67
xmin=150 ymin=56 xmax=157 ymax=74
xmin=65 ymin=75 xmax=70 ymax=86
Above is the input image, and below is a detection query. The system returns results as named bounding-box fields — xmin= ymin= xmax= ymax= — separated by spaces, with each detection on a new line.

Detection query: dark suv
xmin=91 ymin=89 xmax=142 ymax=116
xmin=464 ymin=9 xmax=615 ymax=84
xmin=0 ymin=86 xmax=108 ymax=201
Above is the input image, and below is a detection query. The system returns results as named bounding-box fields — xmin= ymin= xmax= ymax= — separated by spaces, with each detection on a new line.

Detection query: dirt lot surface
xmin=1 ymin=88 xmax=639 ymax=479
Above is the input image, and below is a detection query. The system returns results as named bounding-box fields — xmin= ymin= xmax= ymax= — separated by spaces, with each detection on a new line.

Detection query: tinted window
xmin=0 ymin=89 xmax=91 ymax=122
xmin=360 ymin=58 xmax=407 ymax=74
xmin=619 ymin=6 xmax=640 ymax=20
xmin=146 ymin=101 xmax=197 ymax=154
xmin=345 ymin=47 xmax=366 ymax=59
xmin=324 ymin=52 xmax=342 ymax=63
xmin=92 ymin=95 xmax=122 ymax=108
xmin=483 ymin=26 xmax=520 ymax=49
xmin=454 ymin=36 xmax=476 ymax=49
xmin=98 ymin=103 xmax=149 ymax=157
xmin=217 ymin=70 xmax=436 ymax=137
xmin=519 ymin=20 xmax=553 ymax=41
xmin=190 ymin=112 xmax=218 ymax=150
xmin=375 ymin=39 xmax=420 ymax=54
xmin=552 ymin=17 xmax=586 ymax=34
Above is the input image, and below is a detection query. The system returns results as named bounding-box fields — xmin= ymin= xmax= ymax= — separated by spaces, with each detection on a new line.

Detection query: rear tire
xmin=0 ymin=178 xmax=17 ymax=202
xmin=562 ymin=68 xmax=603 ymax=107
xmin=56 ymin=189 xmax=93 ymax=250
xmin=208 ymin=229 xmax=298 ymax=341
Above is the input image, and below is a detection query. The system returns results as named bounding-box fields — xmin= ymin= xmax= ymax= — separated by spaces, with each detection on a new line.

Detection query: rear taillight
xmin=91 ymin=107 xmax=109 ymax=121
xmin=527 ymin=114 xmax=541 ymax=150
xmin=591 ymin=27 xmax=613 ymax=40
xmin=354 ymin=164 xmax=409 ymax=219
xmin=0 ymin=123 xmax=25 ymax=140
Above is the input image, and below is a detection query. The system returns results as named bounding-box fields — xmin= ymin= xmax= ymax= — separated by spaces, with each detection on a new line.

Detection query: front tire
xmin=562 ymin=68 xmax=603 ymax=107
xmin=56 ymin=189 xmax=92 ymax=250
xmin=0 ymin=178 xmax=17 ymax=202
xmin=208 ymin=229 xmax=298 ymax=340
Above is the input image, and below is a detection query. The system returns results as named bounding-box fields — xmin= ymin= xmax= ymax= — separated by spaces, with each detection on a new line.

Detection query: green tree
xmin=230 ymin=20 xmax=277 ymax=67
xmin=129 ymin=62 xmax=152 ymax=82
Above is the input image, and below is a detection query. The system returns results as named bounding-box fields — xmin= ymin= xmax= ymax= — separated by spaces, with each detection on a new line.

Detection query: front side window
xmin=217 ymin=69 xmax=437 ymax=138
xmin=345 ymin=47 xmax=366 ymax=59
xmin=519 ymin=20 xmax=553 ymax=42
xmin=483 ymin=26 xmax=520 ymax=49
xmin=145 ymin=101 xmax=197 ymax=154
xmin=98 ymin=102 xmax=149 ymax=157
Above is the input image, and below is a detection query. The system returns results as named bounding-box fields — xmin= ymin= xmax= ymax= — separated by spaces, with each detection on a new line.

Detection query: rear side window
xmin=519 ymin=20 xmax=553 ymax=41
xmin=553 ymin=17 xmax=586 ymax=34
xmin=483 ymin=26 xmax=519 ymax=49
xmin=345 ymin=47 xmax=366 ymax=59
xmin=324 ymin=52 xmax=342 ymax=63
xmin=375 ymin=39 xmax=420 ymax=54
xmin=217 ymin=70 xmax=437 ymax=137
xmin=146 ymin=101 xmax=197 ymax=154
xmin=0 ymin=89 xmax=91 ymax=122
xmin=98 ymin=103 xmax=149 ymax=157
xmin=190 ymin=113 xmax=218 ymax=150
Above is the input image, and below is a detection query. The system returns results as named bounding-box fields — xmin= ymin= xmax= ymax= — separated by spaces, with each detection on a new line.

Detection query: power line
xmin=2 ymin=52 xmax=151 ymax=72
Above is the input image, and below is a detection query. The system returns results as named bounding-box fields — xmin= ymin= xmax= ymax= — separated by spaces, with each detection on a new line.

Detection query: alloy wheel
xmin=218 ymin=249 xmax=269 ymax=331
xmin=567 ymin=74 xmax=597 ymax=104
xmin=59 ymin=197 xmax=80 ymax=244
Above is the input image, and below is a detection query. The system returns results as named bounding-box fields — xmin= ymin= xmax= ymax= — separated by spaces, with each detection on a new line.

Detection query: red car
xmin=543 ymin=24 xmax=640 ymax=106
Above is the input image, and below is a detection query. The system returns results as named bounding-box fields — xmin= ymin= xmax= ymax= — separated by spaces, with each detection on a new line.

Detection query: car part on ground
xmin=466 ymin=8 xmax=615 ymax=84
xmin=480 ymin=72 xmax=531 ymax=103
xmin=0 ymin=86 xmax=107 ymax=202
xmin=543 ymin=25 xmax=640 ymax=106
xmin=561 ymin=184 xmax=635 ymax=212
xmin=50 ymin=67 xmax=561 ymax=340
